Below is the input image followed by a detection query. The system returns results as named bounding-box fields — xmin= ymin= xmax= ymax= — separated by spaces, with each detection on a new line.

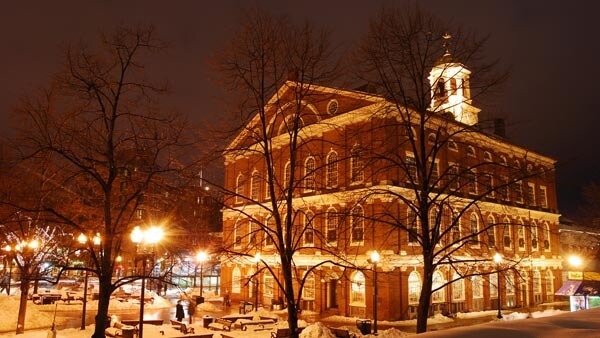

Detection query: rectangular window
xmin=514 ymin=181 xmax=523 ymax=203
xmin=527 ymin=183 xmax=535 ymax=206
xmin=448 ymin=163 xmax=459 ymax=191
xmin=408 ymin=209 xmax=418 ymax=244
xmin=406 ymin=153 xmax=417 ymax=183
xmin=467 ymin=169 xmax=477 ymax=194
xmin=327 ymin=212 xmax=337 ymax=243
xmin=538 ymin=186 xmax=548 ymax=208
xmin=351 ymin=150 xmax=364 ymax=183
xmin=500 ymin=176 xmax=509 ymax=201
xmin=234 ymin=222 xmax=242 ymax=248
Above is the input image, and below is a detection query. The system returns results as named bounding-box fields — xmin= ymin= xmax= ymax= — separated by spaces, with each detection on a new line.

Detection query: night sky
xmin=1 ymin=0 xmax=598 ymax=218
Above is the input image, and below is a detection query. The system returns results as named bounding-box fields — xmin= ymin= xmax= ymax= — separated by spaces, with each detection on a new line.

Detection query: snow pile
xmin=300 ymin=322 xmax=336 ymax=338
xmin=197 ymin=301 xmax=220 ymax=312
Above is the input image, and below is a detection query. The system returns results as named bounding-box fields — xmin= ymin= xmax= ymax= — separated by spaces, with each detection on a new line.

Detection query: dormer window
xmin=466 ymin=146 xmax=476 ymax=157
xmin=448 ymin=140 xmax=458 ymax=151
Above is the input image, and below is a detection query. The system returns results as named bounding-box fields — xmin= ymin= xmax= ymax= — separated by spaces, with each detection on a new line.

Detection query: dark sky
xmin=1 ymin=0 xmax=598 ymax=217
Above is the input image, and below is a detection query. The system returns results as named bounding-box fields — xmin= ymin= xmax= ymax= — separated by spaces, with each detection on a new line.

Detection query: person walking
xmin=0 ymin=274 xmax=8 ymax=294
xmin=175 ymin=300 xmax=184 ymax=322
xmin=188 ymin=299 xmax=196 ymax=324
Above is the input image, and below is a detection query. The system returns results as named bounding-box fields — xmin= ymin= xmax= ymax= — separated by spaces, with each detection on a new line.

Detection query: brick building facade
xmin=220 ymin=54 xmax=562 ymax=320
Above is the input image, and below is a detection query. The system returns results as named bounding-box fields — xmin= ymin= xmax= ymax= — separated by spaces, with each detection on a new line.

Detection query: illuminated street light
xmin=196 ymin=252 xmax=208 ymax=300
xmin=370 ymin=251 xmax=380 ymax=335
xmin=130 ymin=226 xmax=163 ymax=338
xmin=494 ymin=253 xmax=503 ymax=319
xmin=77 ymin=233 xmax=101 ymax=330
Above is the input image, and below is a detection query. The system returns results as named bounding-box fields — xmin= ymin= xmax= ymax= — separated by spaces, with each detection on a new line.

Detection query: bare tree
xmin=213 ymin=7 xmax=352 ymax=337
xmin=12 ymin=25 xmax=191 ymax=338
xmin=355 ymin=4 xmax=556 ymax=333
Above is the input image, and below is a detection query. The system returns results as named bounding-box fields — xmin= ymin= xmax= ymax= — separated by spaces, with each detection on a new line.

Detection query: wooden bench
xmin=259 ymin=315 xmax=278 ymax=323
xmin=207 ymin=318 xmax=233 ymax=331
xmin=238 ymin=318 xmax=276 ymax=331
xmin=220 ymin=314 xmax=254 ymax=322
xmin=329 ymin=327 xmax=356 ymax=338
xmin=220 ymin=334 xmax=235 ymax=338
xmin=122 ymin=319 xmax=164 ymax=326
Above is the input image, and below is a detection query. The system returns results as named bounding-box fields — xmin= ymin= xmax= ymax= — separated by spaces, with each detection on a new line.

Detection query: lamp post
xmin=253 ymin=253 xmax=261 ymax=311
xmin=370 ymin=250 xmax=380 ymax=335
xmin=2 ymin=245 xmax=12 ymax=296
xmin=196 ymin=252 xmax=207 ymax=301
xmin=494 ymin=253 xmax=503 ymax=319
xmin=77 ymin=233 xmax=101 ymax=330
xmin=131 ymin=226 xmax=163 ymax=338
xmin=568 ymin=255 xmax=584 ymax=309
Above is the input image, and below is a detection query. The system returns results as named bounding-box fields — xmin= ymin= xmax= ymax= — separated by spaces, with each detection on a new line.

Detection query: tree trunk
xmin=16 ymin=278 xmax=30 ymax=334
xmin=282 ymin=257 xmax=299 ymax=338
xmin=416 ymin=259 xmax=434 ymax=333
xmin=92 ymin=268 xmax=112 ymax=338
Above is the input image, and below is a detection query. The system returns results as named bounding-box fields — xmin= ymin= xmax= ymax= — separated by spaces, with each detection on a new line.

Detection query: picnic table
xmin=237 ymin=318 xmax=276 ymax=331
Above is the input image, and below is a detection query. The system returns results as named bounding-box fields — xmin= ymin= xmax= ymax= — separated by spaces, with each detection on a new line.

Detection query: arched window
xmin=487 ymin=215 xmax=496 ymax=248
xmin=231 ymin=267 xmax=241 ymax=294
xmin=489 ymin=272 xmax=498 ymax=298
xmin=428 ymin=133 xmax=436 ymax=144
xmin=248 ymin=221 xmax=258 ymax=245
xmin=250 ymin=171 xmax=260 ymax=201
xmin=503 ymin=217 xmax=512 ymax=249
xmin=517 ymin=220 xmax=526 ymax=250
xmin=284 ymin=161 xmax=292 ymax=190
xmin=531 ymin=221 xmax=539 ymax=251
xmin=452 ymin=272 xmax=464 ymax=301
xmin=472 ymin=275 xmax=483 ymax=299
xmin=351 ymin=205 xmax=364 ymax=244
xmin=303 ymin=272 xmax=316 ymax=300
xmin=470 ymin=213 xmax=479 ymax=244
xmin=545 ymin=270 xmax=554 ymax=299
xmin=543 ymin=223 xmax=551 ymax=250
xmin=449 ymin=78 xmax=457 ymax=95
xmin=429 ymin=207 xmax=439 ymax=237
xmin=303 ymin=211 xmax=314 ymax=245
xmin=450 ymin=209 xmax=461 ymax=242
xmin=483 ymin=151 xmax=492 ymax=162
xmin=234 ymin=221 xmax=242 ymax=248
xmin=432 ymin=270 xmax=446 ymax=303
xmin=236 ymin=174 xmax=245 ymax=203
xmin=326 ymin=208 xmax=338 ymax=243
xmin=304 ymin=157 xmax=316 ymax=192
xmin=435 ymin=79 xmax=446 ymax=99
xmin=408 ymin=271 xmax=421 ymax=304
xmin=533 ymin=270 xmax=542 ymax=294
xmin=408 ymin=208 xmax=419 ymax=244
xmin=265 ymin=217 xmax=276 ymax=247
xmin=350 ymin=145 xmax=364 ymax=183
xmin=350 ymin=271 xmax=366 ymax=306
xmin=448 ymin=140 xmax=458 ymax=151
xmin=326 ymin=151 xmax=338 ymax=188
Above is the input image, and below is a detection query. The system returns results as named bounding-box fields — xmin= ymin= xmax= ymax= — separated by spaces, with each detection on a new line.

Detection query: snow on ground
xmin=4 ymin=308 xmax=600 ymax=338
xmin=1 ymin=290 xmax=598 ymax=338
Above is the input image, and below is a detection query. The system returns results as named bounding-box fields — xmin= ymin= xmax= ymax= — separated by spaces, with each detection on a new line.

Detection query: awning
xmin=556 ymin=280 xmax=600 ymax=296
xmin=555 ymin=281 xmax=582 ymax=296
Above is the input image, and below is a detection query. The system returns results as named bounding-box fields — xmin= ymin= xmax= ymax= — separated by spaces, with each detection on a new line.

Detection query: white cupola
xmin=428 ymin=34 xmax=480 ymax=126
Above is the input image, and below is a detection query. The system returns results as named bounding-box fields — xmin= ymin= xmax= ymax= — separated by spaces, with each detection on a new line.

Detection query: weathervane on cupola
xmin=428 ymin=32 xmax=480 ymax=126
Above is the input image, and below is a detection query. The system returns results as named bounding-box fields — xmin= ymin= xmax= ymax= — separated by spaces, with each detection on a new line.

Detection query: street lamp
xmin=2 ymin=245 xmax=13 ymax=296
xmin=493 ymin=253 xmax=503 ymax=319
xmin=77 ymin=233 xmax=101 ymax=330
xmin=253 ymin=253 xmax=261 ymax=311
xmin=196 ymin=251 xmax=208 ymax=301
xmin=131 ymin=226 xmax=163 ymax=338
xmin=370 ymin=250 xmax=380 ymax=335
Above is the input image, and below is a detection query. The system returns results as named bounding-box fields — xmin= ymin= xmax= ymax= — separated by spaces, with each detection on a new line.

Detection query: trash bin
xmin=356 ymin=319 xmax=372 ymax=335
xmin=122 ymin=327 xmax=134 ymax=338
xmin=196 ymin=296 xmax=205 ymax=304
xmin=203 ymin=315 xmax=214 ymax=328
